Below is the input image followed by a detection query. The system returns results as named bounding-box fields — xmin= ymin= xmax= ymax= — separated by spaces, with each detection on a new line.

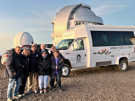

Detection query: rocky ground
xmin=1 ymin=63 xmax=135 ymax=101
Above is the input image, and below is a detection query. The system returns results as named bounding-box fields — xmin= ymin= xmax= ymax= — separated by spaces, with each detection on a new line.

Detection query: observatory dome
xmin=14 ymin=32 xmax=34 ymax=47
xmin=52 ymin=4 xmax=103 ymax=45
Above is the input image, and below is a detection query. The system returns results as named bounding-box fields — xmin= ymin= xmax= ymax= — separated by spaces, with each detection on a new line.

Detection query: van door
xmin=91 ymin=31 xmax=113 ymax=67
xmin=68 ymin=38 xmax=86 ymax=68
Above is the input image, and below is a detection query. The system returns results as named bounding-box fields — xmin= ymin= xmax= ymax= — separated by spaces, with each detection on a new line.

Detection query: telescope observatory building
xmin=51 ymin=4 xmax=103 ymax=45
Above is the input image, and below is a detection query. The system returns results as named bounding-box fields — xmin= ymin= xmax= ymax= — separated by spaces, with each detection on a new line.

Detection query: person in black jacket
xmin=27 ymin=44 xmax=39 ymax=94
xmin=6 ymin=46 xmax=23 ymax=101
xmin=50 ymin=51 xmax=64 ymax=91
xmin=38 ymin=50 xmax=51 ymax=94
xmin=39 ymin=44 xmax=49 ymax=55
xmin=18 ymin=47 xmax=30 ymax=97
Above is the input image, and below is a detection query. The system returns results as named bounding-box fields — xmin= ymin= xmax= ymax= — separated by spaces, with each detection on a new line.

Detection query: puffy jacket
xmin=38 ymin=55 xmax=51 ymax=75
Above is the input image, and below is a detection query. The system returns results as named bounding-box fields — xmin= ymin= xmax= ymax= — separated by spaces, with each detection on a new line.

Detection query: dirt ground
xmin=1 ymin=63 xmax=135 ymax=101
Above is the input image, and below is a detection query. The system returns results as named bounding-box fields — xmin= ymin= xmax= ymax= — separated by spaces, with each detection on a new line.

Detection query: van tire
xmin=119 ymin=59 xmax=128 ymax=71
xmin=62 ymin=65 xmax=71 ymax=77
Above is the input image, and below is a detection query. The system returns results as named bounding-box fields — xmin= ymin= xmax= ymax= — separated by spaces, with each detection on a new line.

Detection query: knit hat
xmin=41 ymin=49 xmax=47 ymax=54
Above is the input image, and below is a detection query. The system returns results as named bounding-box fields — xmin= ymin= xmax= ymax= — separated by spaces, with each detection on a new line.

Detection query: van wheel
xmin=62 ymin=65 xmax=71 ymax=77
xmin=119 ymin=60 xmax=128 ymax=71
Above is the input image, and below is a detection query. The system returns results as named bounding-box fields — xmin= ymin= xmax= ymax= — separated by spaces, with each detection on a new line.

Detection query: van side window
xmin=91 ymin=31 xmax=134 ymax=47
xmin=73 ymin=39 xmax=84 ymax=50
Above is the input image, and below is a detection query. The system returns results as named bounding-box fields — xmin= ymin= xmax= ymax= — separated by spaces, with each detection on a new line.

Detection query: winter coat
xmin=29 ymin=51 xmax=39 ymax=73
xmin=21 ymin=55 xmax=30 ymax=76
xmin=38 ymin=55 xmax=51 ymax=75
xmin=38 ymin=49 xmax=49 ymax=58
xmin=6 ymin=52 xmax=23 ymax=78
xmin=50 ymin=54 xmax=64 ymax=73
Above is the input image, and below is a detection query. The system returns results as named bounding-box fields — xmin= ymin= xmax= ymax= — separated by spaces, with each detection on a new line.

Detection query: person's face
xmin=15 ymin=47 xmax=21 ymax=54
xmin=31 ymin=46 xmax=37 ymax=52
xmin=53 ymin=51 xmax=59 ymax=58
xmin=51 ymin=46 xmax=56 ymax=53
xmin=40 ymin=44 xmax=45 ymax=50
xmin=23 ymin=49 xmax=30 ymax=56
xmin=42 ymin=52 xmax=47 ymax=57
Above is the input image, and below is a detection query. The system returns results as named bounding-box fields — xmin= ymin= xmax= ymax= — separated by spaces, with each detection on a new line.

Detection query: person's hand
xmin=56 ymin=66 xmax=58 ymax=69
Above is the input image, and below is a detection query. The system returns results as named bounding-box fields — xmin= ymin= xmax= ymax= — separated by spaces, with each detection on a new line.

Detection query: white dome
xmin=72 ymin=6 xmax=103 ymax=24
xmin=52 ymin=4 xmax=103 ymax=45
xmin=14 ymin=32 xmax=34 ymax=47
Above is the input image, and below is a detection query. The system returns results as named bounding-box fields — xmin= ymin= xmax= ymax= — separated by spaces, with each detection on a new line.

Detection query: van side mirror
xmin=130 ymin=37 xmax=135 ymax=45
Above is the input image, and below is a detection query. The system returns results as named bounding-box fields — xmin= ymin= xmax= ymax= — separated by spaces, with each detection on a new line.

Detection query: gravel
xmin=1 ymin=63 xmax=135 ymax=101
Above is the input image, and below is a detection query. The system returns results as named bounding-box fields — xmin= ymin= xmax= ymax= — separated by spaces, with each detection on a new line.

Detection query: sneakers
xmin=40 ymin=89 xmax=47 ymax=94
xmin=40 ymin=90 xmax=43 ymax=94
xmin=34 ymin=90 xmax=38 ymax=94
xmin=7 ymin=98 xmax=12 ymax=101
xmin=44 ymin=89 xmax=47 ymax=94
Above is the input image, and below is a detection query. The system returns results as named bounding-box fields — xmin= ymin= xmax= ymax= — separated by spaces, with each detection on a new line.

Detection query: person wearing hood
xmin=38 ymin=50 xmax=51 ymax=94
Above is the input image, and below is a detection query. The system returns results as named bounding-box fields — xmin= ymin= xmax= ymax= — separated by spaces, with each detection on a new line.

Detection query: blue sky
xmin=0 ymin=0 xmax=135 ymax=51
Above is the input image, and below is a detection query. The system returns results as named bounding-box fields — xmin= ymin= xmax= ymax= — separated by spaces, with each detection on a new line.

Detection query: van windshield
xmin=56 ymin=39 xmax=74 ymax=50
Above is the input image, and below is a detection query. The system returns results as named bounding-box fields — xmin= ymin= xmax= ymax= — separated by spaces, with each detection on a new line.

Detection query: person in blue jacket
xmin=50 ymin=51 xmax=64 ymax=91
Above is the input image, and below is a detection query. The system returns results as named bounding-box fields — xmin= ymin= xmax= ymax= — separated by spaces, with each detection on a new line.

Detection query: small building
xmin=51 ymin=4 xmax=103 ymax=45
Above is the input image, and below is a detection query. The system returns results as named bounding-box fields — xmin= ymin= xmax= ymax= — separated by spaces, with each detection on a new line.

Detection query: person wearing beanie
xmin=38 ymin=50 xmax=51 ymax=94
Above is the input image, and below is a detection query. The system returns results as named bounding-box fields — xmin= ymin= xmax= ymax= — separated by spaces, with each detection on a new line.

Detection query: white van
xmin=56 ymin=24 xmax=135 ymax=77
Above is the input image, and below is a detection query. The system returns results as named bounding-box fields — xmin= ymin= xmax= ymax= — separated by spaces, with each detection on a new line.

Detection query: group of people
xmin=5 ymin=44 xmax=64 ymax=101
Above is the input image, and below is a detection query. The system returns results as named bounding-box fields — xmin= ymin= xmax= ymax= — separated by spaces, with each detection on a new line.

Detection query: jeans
xmin=19 ymin=74 xmax=28 ymax=94
xmin=38 ymin=75 xmax=48 ymax=89
xmin=7 ymin=78 xmax=21 ymax=99
xmin=50 ymin=72 xmax=62 ymax=88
